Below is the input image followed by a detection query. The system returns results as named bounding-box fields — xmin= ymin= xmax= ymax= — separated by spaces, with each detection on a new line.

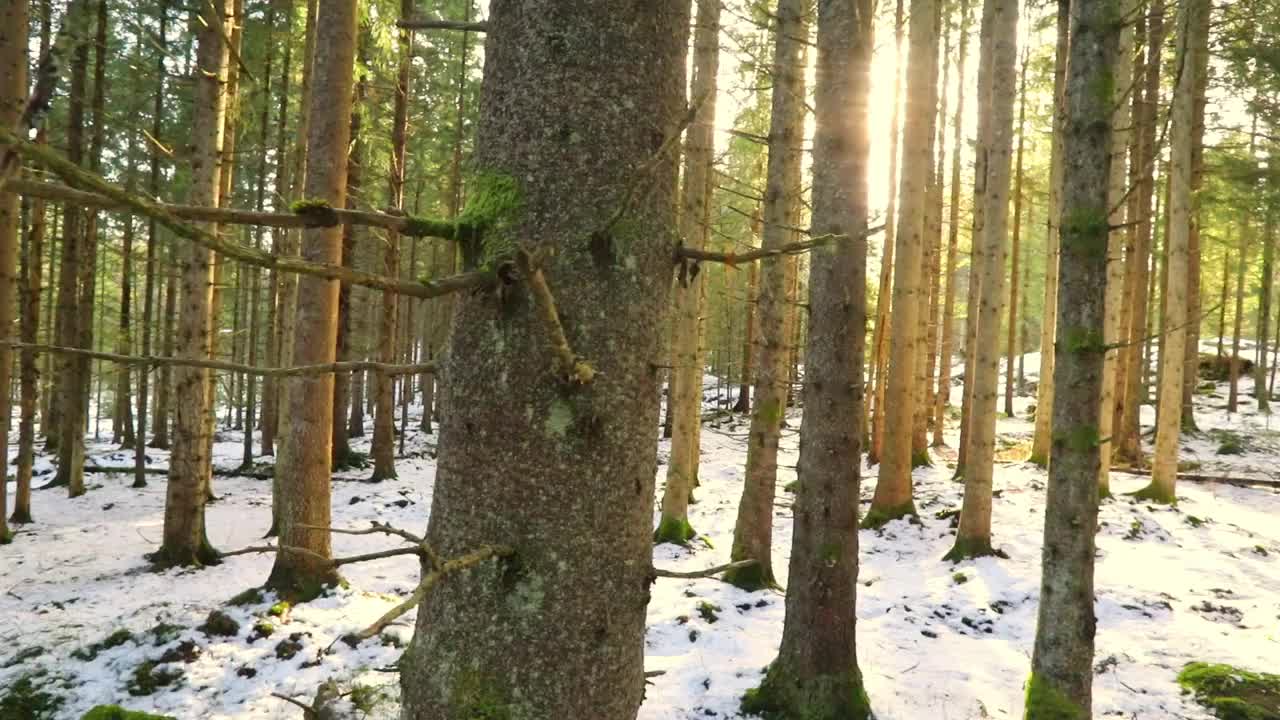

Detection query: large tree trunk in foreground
xmin=657 ymin=0 xmax=720 ymax=545
xmin=398 ymin=2 xmax=687 ymax=717
xmin=948 ymin=0 xmax=1017 ymax=561
xmin=1030 ymin=0 xmax=1070 ymax=467
xmin=741 ymin=0 xmax=873 ymax=717
xmin=1025 ymin=0 xmax=1119 ymax=714
xmin=265 ymin=0 xmax=354 ymax=596
xmin=155 ymin=0 xmax=229 ymax=567
xmin=724 ymin=0 xmax=807 ymax=590
xmin=0 ymin=0 xmax=27 ymax=541
xmin=1180 ymin=0 xmax=1210 ymax=433
xmin=867 ymin=0 xmax=938 ymax=526
xmin=1139 ymin=0 xmax=1206 ymax=505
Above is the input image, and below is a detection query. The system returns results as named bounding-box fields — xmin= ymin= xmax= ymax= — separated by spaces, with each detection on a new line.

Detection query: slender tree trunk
xmin=399 ymin=2 xmax=688 ymax=716
xmin=151 ymin=239 xmax=175 ymax=449
xmin=1005 ymin=48 xmax=1027 ymax=418
xmin=1216 ymin=255 xmax=1228 ymax=357
xmin=1025 ymin=0 xmax=1120 ymax=713
xmin=724 ymin=0 xmax=808 ymax=590
xmin=332 ymin=36 xmax=366 ymax=471
xmin=935 ymin=0 xmax=971 ymax=447
xmin=733 ymin=208 xmax=761 ymax=413
xmin=1257 ymin=204 xmax=1273 ymax=411
xmin=114 ymin=128 xmax=139 ymax=448
xmin=154 ymin=0 xmax=229 ymax=567
xmin=1139 ymin=0 xmax=1207 ymax=505
xmin=265 ymin=0 xmax=355 ymax=596
xmin=742 ymin=0 xmax=873 ymax=716
xmin=1117 ymin=0 xmax=1162 ymax=465
xmin=947 ymin=0 xmax=1017 ymax=561
xmin=869 ymin=0 xmax=905 ymax=466
xmin=1180 ymin=0 xmax=1210 ymax=433
xmin=1030 ymin=0 xmax=1070 ymax=467
xmin=917 ymin=0 xmax=946 ymax=463
xmin=657 ymin=0 xmax=720 ymax=545
xmin=1227 ymin=121 xmax=1256 ymax=414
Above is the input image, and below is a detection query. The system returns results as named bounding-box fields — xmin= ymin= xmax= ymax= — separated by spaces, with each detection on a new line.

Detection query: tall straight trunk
xmin=1216 ymin=257 xmax=1227 ymax=356
xmin=657 ymin=0 xmax=720 ymax=545
xmin=947 ymin=0 xmax=1017 ymax=561
xmin=733 ymin=207 xmax=761 ymax=413
xmin=1180 ymin=0 xmax=1210 ymax=432
xmin=916 ymin=0 xmax=946 ymax=463
xmin=399 ymin=2 xmax=688 ymax=716
xmin=332 ymin=39 xmax=366 ymax=471
xmin=49 ymin=14 xmax=89 ymax=492
xmin=114 ymin=129 xmax=139 ymax=448
xmin=869 ymin=0 xmax=905 ymax=466
xmin=1257 ymin=205 xmax=1273 ymax=411
xmin=261 ymin=0 xmax=295 ymax=458
xmin=1025 ymin=0 xmax=1120 ymax=713
xmin=724 ymin=0 xmax=807 ymax=591
xmin=154 ymin=0 xmax=229 ymax=567
xmin=1139 ymin=0 xmax=1206 ymax=506
xmin=1005 ymin=48 xmax=1027 ymax=418
xmin=1030 ymin=0 xmax=1070 ymax=467
xmin=867 ymin=0 xmax=937 ymax=524
xmin=265 ymin=0 xmax=354 ymax=596
xmin=1097 ymin=0 xmax=1135 ymax=497
xmin=742 ymin=0 xmax=873 ymax=716
xmin=15 ymin=143 xmax=45 ymax=522
xmin=955 ymin=0 xmax=995 ymax=479
xmin=151 ymin=238 xmax=175 ymax=448
xmin=0 ymin=0 xmax=27 ymax=541
xmin=1117 ymin=0 xmax=1162 ymax=465
xmin=372 ymin=0 xmax=411 ymax=482
xmin=935 ymin=0 xmax=971 ymax=447
xmin=1227 ymin=121 xmax=1256 ymax=413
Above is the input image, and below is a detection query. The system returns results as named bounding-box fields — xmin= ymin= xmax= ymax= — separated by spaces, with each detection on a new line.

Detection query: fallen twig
xmin=653 ymin=558 xmax=757 ymax=579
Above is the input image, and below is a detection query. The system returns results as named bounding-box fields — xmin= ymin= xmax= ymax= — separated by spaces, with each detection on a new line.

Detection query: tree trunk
xmin=398 ymin=2 xmax=687 ymax=717
xmin=1029 ymin=0 xmax=1070 ymax=467
xmin=742 ymin=0 xmax=873 ymax=716
xmin=1004 ymin=48 xmax=1027 ymax=419
xmin=869 ymin=0 xmax=905 ymax=466
xmin=1180 ymin=0 xmax=1210 ymax=433
xmin=723 ymin=0 xmax=807 ymax=590
xmin=656 ymin=0 xmax=720 ymax=545
xmin=934 ymin=0 xmax=971 ymax=447
xmin=1025 ymin=0 xmax=1120 ymax=713
xmin=916 ymin=0 xmax=945 ymax=465
xmin=15 ymin=141 xmax=45 ymax=522
xmin=1117 ymin=0 xmax=1162 ymax=465
xmin=1257 ymin=204 xmax=1273 ymax=411
xmin=1139 ymin=0 xmax=1206 ymax=506
xmin=947 ymin=0 xmax=1017 ymax=561
xmin=154 ymin=0 xmax=229 ymax=568
xmin=114 ymin=128 xmax=138 ymax=448
xmin=332 ymin=36 xmax=366 ymax=471
xmin=265 ymin=0 xmax=354 ymax=597
xmin=1227 ymin=120 xmax=1256 ymax=414
xmin=0 ymin=0 xmax=27 ymax=541
xmin=732 ymin=209 xmax=761 ymax=414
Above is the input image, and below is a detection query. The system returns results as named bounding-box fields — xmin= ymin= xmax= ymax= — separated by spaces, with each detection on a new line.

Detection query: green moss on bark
xmin=1129 ymin=483 xmax=1177 ymax=504
xmin=1024 ymin=673 xmax=1087 ymax=720
xmin=741 ymin=663 xmax=871 ymax=720
xmin=942 ymin=535 xmax=999 ymax=562
xmin=911 ymin=448 xmax=933 ymax=467
xmin=723 ymin=559 xmax=777 ymax=592
xmin=860 ymin=501 xmax=918 ymax=529
xmin=653 ymin=514 xmax=696 ymax=545
xmin=81 ymin=706 xmax=176 ymax=720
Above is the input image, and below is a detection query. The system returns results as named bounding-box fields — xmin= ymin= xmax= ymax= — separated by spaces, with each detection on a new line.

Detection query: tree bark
xmin=1025 ymin=0 xmax=1120 ymax=713
xmin=656 ymin=0 xmax=720 ymax=545
xmin=332 ymin=34 xmax=366 ymax=472
xmin=867 ymin=0 xmax=937 ymax=525
xmin=1180 ymin=0 xmax=1210 ymax=433
xmin=0 ymin=0 xmax=27 ymax=541
xmin=741 ymin=0 xmax=873 ymax=716
xmin=265 ymin=0 xmax=354 ymax=597
xmin=732 ymin=208 xmax=761 ymax=414
xmin=1030 ymin=0 xmax=1070 ymax=467
xmin=1004 ymin=49 xmax=1027 ymax=419
xmin=947 ymin=0 xmax=1017 ymax=561
xmin=724 ymin=0 xmax=807 ymax=590
xmin=1257 ymin=203 xmax=1273 ymax=411
xmin=154 ymin=0 xmax=229 ymax=567
xmin=398 ymin=1 xmax=688 ymax=717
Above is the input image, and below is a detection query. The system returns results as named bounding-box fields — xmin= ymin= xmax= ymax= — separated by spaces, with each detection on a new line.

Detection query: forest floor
xmin=3 ymin=349 xmax=1279 ymax=719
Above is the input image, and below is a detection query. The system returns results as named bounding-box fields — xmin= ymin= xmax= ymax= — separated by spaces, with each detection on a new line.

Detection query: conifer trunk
xmin=1005 ymin=50 xmax=1027 ymax=419
xmin=0 ymin=0 xmax=27 ymax=541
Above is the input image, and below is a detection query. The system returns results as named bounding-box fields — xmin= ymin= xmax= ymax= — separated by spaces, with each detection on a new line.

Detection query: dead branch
xmin=398 ymin=17 xmax=488 ymax=32
xmin=653 ymin=559 xmax=757 ymax=579
xmin=0 ymin=129 xmax=493 ymax=300
xmin=679 ymin=225 xmax=885 ymax=265
xmin=1110 ymin=466 xmax=1280 ymax=489
xmin=298 ymin=521 xmax=424 ymax=546
xmin=518 ymin=250 xmax=595 ymax=384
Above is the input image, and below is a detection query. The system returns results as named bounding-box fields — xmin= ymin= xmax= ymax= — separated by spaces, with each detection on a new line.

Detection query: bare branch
xmin=398 ymin=17 xmax=488 ymax=32
xmin=679 ymin=226 xmax=885 ymax=265
xmin=518 ymin=250 xmax=595 ymax=385
xmin=653 ymin=559 xmax=758 ymax=579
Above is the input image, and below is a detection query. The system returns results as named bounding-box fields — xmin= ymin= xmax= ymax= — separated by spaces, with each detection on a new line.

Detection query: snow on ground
xmin=2 ymin=358 xmax=1279 ymax=719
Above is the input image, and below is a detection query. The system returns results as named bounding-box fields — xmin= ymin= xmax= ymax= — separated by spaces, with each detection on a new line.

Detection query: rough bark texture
xmin=1005 ymin=51 xmax=1027 ymax=419
xmin=1030 ymin=0 xmax=1070 ymax=467
xmin=398 ymin=1 xmax=687 ymax=717
xmin=1143 ymin=0 xmax=1206 ymax=505
xmin=868 ymin=0 xmax=937 ymax=525
xmin=135 ymin=0 xmax=166 ymax=485
xmin=949 ymin=0 xmax=1017 ymax=561
xmin=1180 ymin=0 xmax=1210 ymax=433
xmin=156 ymin=0 xmax=228 ymax=567
xmin=1257 ymin=204 xmax=1273 ymax=412
xmin=657 ymin=0 xmax=720 ymax=545
xmin=0 ymin=0 xmax=27 ymax=540
xmin=741 ymin=0 xmax=873 ymax=717
xmin=265 ymin=0 xmax=354 ymax=596
xmin=733 ymin=213 xmax=760 ymax=414
xmin=1025 ymin=0 xmax=1119 ymax=714
xmin=724 ymin=0 xmax=807 ymax=590
xmin=332 ymin=44 xmax=365 ymax=471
